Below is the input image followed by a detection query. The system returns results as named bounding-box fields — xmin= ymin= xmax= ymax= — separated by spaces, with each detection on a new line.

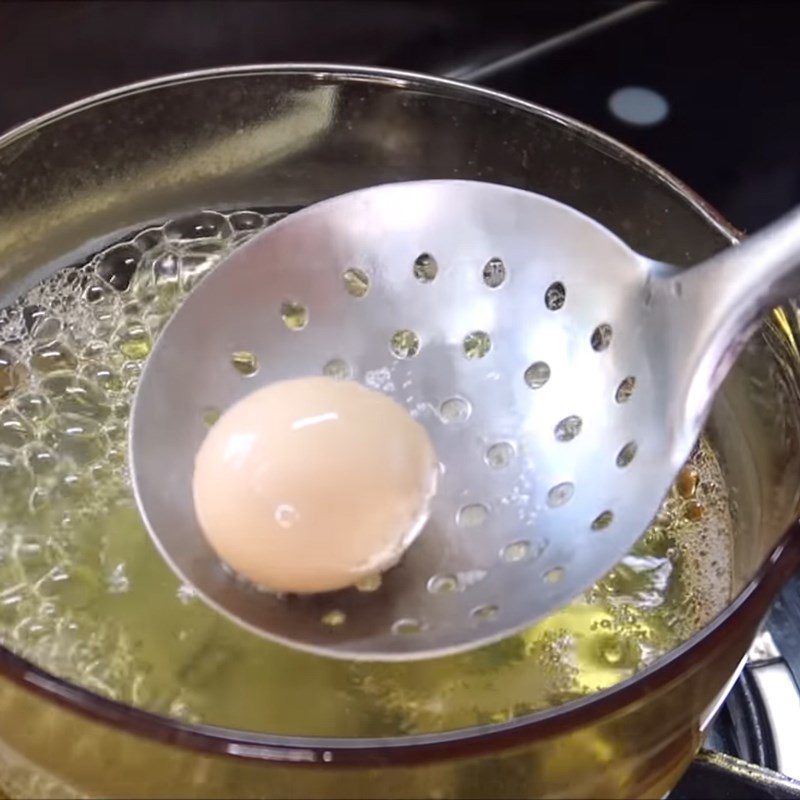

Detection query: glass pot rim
xmin=0 ymin=63 xmax=795 ymax=769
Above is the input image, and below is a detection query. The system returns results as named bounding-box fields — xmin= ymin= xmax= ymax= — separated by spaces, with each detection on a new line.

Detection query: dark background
xmin=2 ymin=1 xmax=800 ymax=230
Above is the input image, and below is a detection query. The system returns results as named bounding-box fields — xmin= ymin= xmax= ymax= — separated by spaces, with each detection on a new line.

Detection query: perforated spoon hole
xmin=439 ymin=397 xmax=471 ymax=424
xmin=427 ymin=574 xmax=459 ymax=594
xmin=321 ymin=610 xmax=346 ymax=627
xmin=485 ymin=441 xmax=514 ymax=468
xmin=615 ymin=376 xmax=636 ymax=403
xmin=231 ymin=351 xmax=258 ymax=376
xmin=524 ymin=362 xmax=550 ymax=389
xmin=355 ymin=574 xmax=382 ymax=592
xmin=544 ymin=566 xmax=565 ymax=584
xmin=202 ymin=407 xmax=221 ymax=427
xmin=457 ymin=503 xmax=489 ymax=528
xmin=547 ymin=481 xmax=575 ymax=508
xmin=555 ymin=415 xmax=582 ymax=442
xmin=281 ymin=301 xmax=308 ymax=331
xmin=616 ymin=441 xmax=638 ymax=467
xmin=392 ymin=618 xmax=424 ymax=635
xmin=322 ymin=358 xmax=352 ymax=380
xmin=482 ymin=257 xmax=506 ymax=288
xmin=545 ymin=281 xmax=566 ymax=310
xmin=463 ymin=331 xmax=491 ymax=359
xmin=413 ymin=253 xmax=438 ymax=283
xmin=591 ymin=510 xmax=614 ymax=531
xmin=591 ymin=323 xmax=613 ymax=351
xmin=471 ymin=604 xmax=499 ymax=621
xmin=390 ymin=330 xmax=420 ymax=359
xmin=343 ymin=268 xmax=370 ymax=298
xmin=501 ymin=539 xmax=531 ymax=563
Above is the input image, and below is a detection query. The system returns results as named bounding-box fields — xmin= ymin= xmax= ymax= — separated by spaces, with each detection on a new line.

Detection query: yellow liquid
xmin=0 ymin=210 xmax=732 ymax=737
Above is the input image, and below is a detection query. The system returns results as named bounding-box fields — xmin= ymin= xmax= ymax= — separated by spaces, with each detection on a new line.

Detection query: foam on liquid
xmin=0 ymin=209 xmax=732 ymax=736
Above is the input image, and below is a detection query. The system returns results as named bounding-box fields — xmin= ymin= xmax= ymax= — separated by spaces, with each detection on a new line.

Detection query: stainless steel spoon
xmin=130 ymin=180 xmax=800 ymax=660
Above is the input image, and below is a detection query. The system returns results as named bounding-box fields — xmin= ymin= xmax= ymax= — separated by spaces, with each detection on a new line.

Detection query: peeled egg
xmin=192 ymin=376 xmax=438 ymax=593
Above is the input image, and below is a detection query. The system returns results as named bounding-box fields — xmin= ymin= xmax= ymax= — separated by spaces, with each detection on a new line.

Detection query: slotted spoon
xmin=129 ymin=179 xmax=800 ymax=661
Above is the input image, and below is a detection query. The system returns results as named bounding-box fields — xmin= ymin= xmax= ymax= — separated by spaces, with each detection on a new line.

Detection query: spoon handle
xmin=677 ymin=205 xmax=800 ymax=332
xmin=659 ymin=206 xmax=800 ymax=456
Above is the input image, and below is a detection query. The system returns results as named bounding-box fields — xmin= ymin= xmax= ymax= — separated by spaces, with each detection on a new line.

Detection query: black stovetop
xmin=3 ymin=2 xmax=800 ymax=796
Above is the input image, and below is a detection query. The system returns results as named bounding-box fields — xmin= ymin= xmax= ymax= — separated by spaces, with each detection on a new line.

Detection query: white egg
xmin=192 ymin=376 xmax=438 ymax=593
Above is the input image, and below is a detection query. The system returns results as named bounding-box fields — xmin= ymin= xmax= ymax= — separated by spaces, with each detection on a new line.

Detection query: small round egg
xmin=192 ymin=376 xmax=438 ymax=593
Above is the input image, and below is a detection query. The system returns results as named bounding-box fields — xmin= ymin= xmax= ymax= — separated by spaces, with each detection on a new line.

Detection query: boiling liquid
xmin=0 ymin=210 xmax=732 ymax=736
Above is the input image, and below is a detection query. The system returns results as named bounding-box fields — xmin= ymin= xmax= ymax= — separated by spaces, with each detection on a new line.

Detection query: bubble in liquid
xmin=122 ymin=301 xmax=143 ymax=318
xmin=165 ymin=211 xmax=231 ymax=241
xmin=684 ymin=500 xmax=705 ymax=522
xmin=83 ymin=364 xmax=122 ymax=393
xmin=26 ymin=443 xmax=56 ymax=476
xmin=677 ymin=466 xmax=699 ymax=499
xmin=32 ymin=316 xmax=63 ymax=344
xmin=96 ymin=244 xmax=140 ymax=292
xmin=0 ymin=409 xmax=34 ymax=447
xmin=150 ymin=251 xmax=180 ymax=291
xmin=43 ymin=414 xmax=108 ymax=466
xmin=81 ymin=341 xmax=107 ymax=359
xmin=85 ymin=282 xmax=110 ymax=304
xmin=115 ymin=322 xmax=152 ymax=361
xmin=31 ymin=343 xmax=78 ymax=373
xmin=15 ymin=393 xmax=52 ymax=422
xmin=41 ymin=374 xmax=109 ymax=421
xmin=132 ymin=227 xmax=165 ymax=253
xmin=229 ymin=211 xmax=265 ymax=232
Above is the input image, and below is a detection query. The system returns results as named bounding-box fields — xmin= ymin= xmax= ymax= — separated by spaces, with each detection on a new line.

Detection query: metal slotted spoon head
xmin=130 ymin=179 xmax=800 ymax=661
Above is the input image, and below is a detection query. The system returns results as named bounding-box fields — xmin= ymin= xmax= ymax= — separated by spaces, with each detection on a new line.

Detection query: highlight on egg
xmin=192 ymin=376 xmax=439 ymax=594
